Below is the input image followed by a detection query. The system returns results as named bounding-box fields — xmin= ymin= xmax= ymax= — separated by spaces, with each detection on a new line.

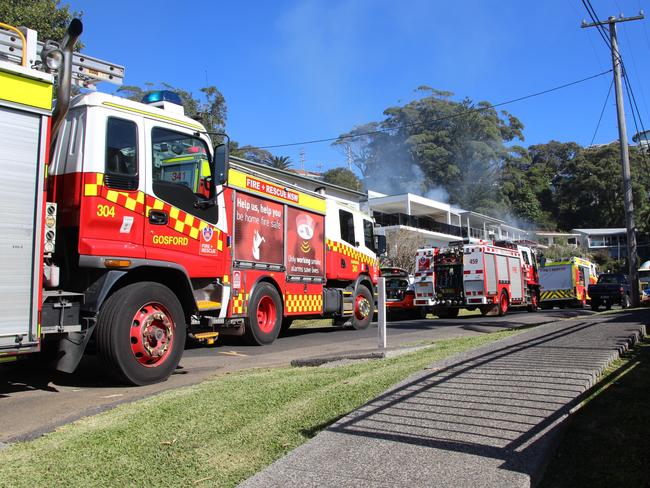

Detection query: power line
xmin=582 ymin=0 xmax=614 ymax=50
xmin=590 ymin=78 xmax=614 ymax=146
xmin=253 ymin=69 xmax=612 ymax=150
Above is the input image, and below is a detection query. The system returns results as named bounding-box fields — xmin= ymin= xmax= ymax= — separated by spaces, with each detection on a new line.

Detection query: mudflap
xmin=54 ymin=322 xmax=96 ymax=373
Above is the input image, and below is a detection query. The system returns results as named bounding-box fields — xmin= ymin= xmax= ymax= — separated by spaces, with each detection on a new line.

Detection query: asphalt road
xmin=0 ymin=308 xmax=594 ymax=444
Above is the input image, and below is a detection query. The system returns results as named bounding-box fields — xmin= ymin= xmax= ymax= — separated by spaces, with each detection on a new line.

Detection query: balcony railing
xmin=373 ymin=211 xmax=472 ymax=238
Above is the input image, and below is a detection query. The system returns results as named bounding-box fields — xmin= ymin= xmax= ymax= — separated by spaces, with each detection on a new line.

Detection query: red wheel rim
xmin=256 ymin=296 xmax=277 ymax=333
xmin=355 ymin=294 xmax=371 ymax=320
xmin=130 ymin=302 xmax=174 ymax=367
xmin=500 ymin=294 xmax=508 ymax=314
xmin=532 ymin=293 xmax=538 ymax=308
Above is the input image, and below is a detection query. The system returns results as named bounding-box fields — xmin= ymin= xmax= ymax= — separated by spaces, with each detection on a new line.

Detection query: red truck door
xmin=143 ymin=122 xmax=225 ymax=277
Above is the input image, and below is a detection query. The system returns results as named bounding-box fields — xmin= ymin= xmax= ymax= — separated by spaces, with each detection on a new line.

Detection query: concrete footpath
xmin=239 ymin=311 xmax=647 ymax=488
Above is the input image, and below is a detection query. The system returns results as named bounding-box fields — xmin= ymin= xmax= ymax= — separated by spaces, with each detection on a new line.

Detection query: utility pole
xmin=582 ymin=12 xmax=643 ymax=307
xmin=299 ymin=147 xmax=305 ymax=172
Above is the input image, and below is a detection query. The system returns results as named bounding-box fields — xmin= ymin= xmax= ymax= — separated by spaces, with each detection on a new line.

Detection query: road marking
xmin=218 ymin=351 xmax=248 ymax=357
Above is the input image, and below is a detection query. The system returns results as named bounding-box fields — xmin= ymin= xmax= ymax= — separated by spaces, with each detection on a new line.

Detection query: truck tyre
xmin=351 ymin=284 xmax=373 ymax=330
xmin=95 ymin=282 xmax=186 ymax=386
xmin=622 ymin=294 xmax=631 ymax=309
xmin=244 ymin=283 xmax=283 ymax=345
xmin=591 ymin=300 xmax=600 ymax=311
xmin=498 ymin=291 xmax=509 ymax=317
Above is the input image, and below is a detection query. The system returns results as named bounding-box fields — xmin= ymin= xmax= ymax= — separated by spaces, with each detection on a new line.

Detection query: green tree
xmin=500 ymin=145 xmax=554 ymax=227
xmin=265 ymin=155 xmax=292 ymax=170
xmin=322 ymin=167 xmax=362 ymax=191
xmin=552 ymin=143 xmax=650 ymax=231
xmin=525 ymin=140 xmax=582 ymax=228
xmin=333 ymin=87 xmax=523 ymax=212
xmin=0 ymin=0 xmax=82 ymax=45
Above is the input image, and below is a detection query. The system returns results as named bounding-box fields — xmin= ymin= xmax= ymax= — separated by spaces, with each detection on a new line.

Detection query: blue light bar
xmin=142 ymin=90 xmax=183 ymax=106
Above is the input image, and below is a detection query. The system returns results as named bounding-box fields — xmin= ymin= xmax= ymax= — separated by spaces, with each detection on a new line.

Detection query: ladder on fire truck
xmin=0 ymin=22 xmax=124 ymax=87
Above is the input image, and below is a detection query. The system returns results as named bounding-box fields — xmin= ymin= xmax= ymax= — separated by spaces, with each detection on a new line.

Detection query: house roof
xmin=572 ymin=228 xmax=627 ymax=236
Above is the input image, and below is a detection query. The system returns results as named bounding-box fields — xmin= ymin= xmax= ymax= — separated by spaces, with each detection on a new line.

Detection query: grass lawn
xmin=0 ymin=329 xmax=521 ymax=488
xmin=540 ymin=337 xmax=650 ymax=488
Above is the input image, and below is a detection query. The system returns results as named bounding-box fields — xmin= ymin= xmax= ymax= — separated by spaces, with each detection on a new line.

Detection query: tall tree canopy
xmin=333 ymin=87 xmax=524 ymax=213
xmin=500 ymin=141 xmax=650 ymax=233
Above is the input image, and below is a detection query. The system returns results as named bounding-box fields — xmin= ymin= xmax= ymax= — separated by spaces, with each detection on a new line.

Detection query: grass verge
xmin=0 ymin=329 xmax=521 ymax=488
xmin=540 ymin=337 xmax=650 ymax=488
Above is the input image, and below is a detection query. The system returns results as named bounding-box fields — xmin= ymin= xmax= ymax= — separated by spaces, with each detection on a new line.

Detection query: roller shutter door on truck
xmin=0 ymin=106 xmax=41 ymax=348
xmin=508 ymin=256 xmax=523 ymax=299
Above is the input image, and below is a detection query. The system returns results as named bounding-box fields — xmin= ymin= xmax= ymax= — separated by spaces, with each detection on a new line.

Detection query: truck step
xmin=192 ymin=331 xmax=219 ymax=345
xmin=197 ymin=300 xmax=221 ymax=311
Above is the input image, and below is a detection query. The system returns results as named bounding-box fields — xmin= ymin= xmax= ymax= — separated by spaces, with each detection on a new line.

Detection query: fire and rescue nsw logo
xmin=200 ymin=226 xmax=217 ymax=256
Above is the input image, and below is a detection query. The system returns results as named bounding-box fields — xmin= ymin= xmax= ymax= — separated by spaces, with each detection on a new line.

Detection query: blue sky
xmin=68 ymin=0 xmax=650 ymax=173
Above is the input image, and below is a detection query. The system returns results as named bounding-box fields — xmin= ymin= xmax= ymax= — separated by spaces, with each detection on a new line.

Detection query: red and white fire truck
xmin=414 ymin=240 xmax=540 ymax=317
xmin=413 ymin=245 xmax=464 ymax=318
xmin=463 ymin=241 xmax=540 ymax=315
xmin=0 ymin=20 xmax=385 ymax=385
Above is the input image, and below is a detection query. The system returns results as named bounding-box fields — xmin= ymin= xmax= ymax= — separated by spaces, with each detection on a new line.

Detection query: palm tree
xmin=265 ymin=155 xmax=293 ymax=170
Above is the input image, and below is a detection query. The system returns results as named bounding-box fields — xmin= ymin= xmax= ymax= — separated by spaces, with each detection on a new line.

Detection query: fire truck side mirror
xmin=374 ymin=235 xmax=387 ymax=256
xmin=214 ymin=143 xmax=229 ymax=185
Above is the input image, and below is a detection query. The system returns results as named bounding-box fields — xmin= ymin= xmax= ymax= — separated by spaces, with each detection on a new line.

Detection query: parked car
xmin=589 ymin=273 xmax=632 ymax=311
xmin=380 ymin=267 xmax=427 ymax=320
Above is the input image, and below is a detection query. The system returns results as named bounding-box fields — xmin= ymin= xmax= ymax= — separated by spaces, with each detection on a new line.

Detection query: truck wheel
xmin=498 ymin=291 xmax=509 ymax=317
xmin=244 ymin=283 xmax=283 ymax=345
xmin=96 ymin=282 xmax=186 ymax=386
xmin=622 ymin=294 xmax=631 ymax=309
xmin=351 ymin=284 xmax=373 ymax=330
xmin=591 ymin=301 xmax=600 ymax=311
